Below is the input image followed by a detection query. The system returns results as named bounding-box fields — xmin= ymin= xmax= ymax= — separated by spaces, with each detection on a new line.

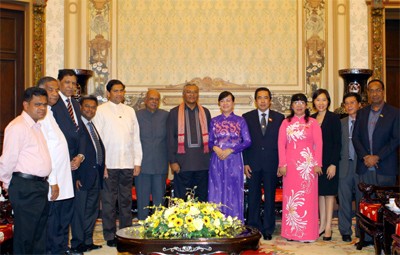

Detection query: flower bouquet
xmin=138 ymin=195 xmax=244 ymax=239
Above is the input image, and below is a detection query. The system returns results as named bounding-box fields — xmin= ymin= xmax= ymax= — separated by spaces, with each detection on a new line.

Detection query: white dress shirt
xmin=92 ymin=101 xmax=142 ymax=168
xmin=40 ymin=106 xmax=74 ymax=200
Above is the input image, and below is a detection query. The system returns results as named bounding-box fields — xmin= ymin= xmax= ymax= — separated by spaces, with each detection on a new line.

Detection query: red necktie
xmin=66 ymin=98 xmax=79 ymax=130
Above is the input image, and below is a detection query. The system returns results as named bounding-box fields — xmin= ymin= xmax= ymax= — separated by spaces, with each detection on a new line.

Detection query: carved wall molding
xmin=370 ymin=6 xmax=384 ymax=80
xmin=33 ymin=0 xmax=47 ymax=85
xmin=120 ymin=77 xmax=293 ymax=116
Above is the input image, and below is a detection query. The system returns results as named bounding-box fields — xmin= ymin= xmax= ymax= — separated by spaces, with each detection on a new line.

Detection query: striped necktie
xmin=88 ymin=121 xmax=103 ymax=165
xmin=66 ymin=98 xmax=79 ymax=130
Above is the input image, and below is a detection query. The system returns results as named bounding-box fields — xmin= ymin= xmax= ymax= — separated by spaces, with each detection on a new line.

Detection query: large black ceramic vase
xmin=338 ymin=68 xmax=373 ymax=104
xmin=73 ymin=69 xmax=94 ymax=99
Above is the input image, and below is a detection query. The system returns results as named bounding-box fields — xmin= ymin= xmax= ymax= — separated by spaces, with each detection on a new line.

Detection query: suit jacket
xmin=338 ymin=116 xmax=357 ymax=179
xmin=76 ymin=120 xmax=105 ymax=190
xmin=51 ymin=96 xmax=86 ymax=160
xmin=242 ymin=109 xmax=284 ymax=172
xmin=311 ymin=110 xmax=342 ymax=169
xmin=352 ymin=103 xmax=400 ymax=176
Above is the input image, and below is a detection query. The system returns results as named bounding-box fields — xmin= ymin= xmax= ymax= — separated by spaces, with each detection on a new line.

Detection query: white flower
xmin=285 ymin=190 xmax=308 ymax=238
xmin=193 ymin=218 xmax=203 ymax=230
xmin=164 ymin=207 xmax=174 ymax=219
xmin=214 ymin=218 xmax=221 ymax=227
xmin=188 ymin=206 xmax=200 ymax=216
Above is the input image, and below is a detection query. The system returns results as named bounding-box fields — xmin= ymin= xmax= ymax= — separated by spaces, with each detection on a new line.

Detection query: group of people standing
xmin=0 ymin=73 xmax=398 ymax=254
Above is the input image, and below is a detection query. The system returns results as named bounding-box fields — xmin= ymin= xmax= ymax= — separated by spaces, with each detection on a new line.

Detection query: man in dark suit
xmin=51 ymin=69 xmax=86 ymax=255
xmin=353 ymin=79 xmax=399 ymax=185
xmin=352 ymin=79 xmax=399 ymax=245
xmin=338 ymin=92 xmax=362 ymax=243
xmin=242 ymin=87 xmax=284 ymax=240
xmin=71 ymin=95 xmax=105 ymax=253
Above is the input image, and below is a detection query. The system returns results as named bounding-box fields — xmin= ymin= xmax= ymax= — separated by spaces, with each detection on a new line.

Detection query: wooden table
xmin=116 ymin=225 xmax=261 ymax=255
xmin=383 ymin=205 xmax=400 ymax=255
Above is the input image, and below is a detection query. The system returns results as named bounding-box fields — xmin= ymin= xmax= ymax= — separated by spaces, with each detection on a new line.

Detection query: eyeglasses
xmin=368 ymin=88 xmax=383 ymax=94
xmin=293 ymin=101 xmax=306 ymax=105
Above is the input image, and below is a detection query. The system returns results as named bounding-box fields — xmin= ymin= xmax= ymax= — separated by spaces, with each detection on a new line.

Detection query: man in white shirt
xmin=92 ymin=79 xmax=142 ymax=247
xmin=36 ymin=76 xmax=75 ymax=254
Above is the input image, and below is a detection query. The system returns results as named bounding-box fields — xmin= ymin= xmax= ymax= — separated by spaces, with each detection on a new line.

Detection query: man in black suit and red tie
xmin=70 ymin=95 xmax=105 ymax=253
xmin=51 ymin=69 xmax=86 ymax=255
xmin=242 ymin=87 xmax=284 ymax=240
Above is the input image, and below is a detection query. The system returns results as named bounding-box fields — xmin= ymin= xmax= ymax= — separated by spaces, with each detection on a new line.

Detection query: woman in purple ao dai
xmin=208 ymin=91 xmax=251 ymax=222
xmin=277 ymin=93 xmax=323 ymax=242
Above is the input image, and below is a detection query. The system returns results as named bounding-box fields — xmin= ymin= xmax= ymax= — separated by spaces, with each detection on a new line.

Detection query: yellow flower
xmin=153 ymin=219 xmax=160 ymax=228
xmin=203 ymin=216 xmax=211 ymax=226
xmin=185 ymin=216 xmax=193 ymax=224
xmin=138 ymin=195 xmax=244 ymax=239
xmin=174 ymin=218 xmax=183 ymax=227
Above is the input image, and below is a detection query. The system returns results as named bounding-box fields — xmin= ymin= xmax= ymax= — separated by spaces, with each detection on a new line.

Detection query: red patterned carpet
xmin=90 ymin=218 xmax=374 ymax=255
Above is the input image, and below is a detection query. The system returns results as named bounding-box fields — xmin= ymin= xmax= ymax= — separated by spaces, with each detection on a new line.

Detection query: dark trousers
xmin=8 ymin=175 xmax=49 ymax=254
xmin=338 ymin=160 xmax=361 ymax=236
xmin=247 ymin=170 xmax=277 ymax=235
xmin=71 ymin=173 xmax=100 ymax=248
xmin=46 ymin=198 xmax=74 ymax=254
xmin=173 ymin=170 xmax=208 ymax=202
xmin=101 ymin=168 xmax=133 ymax=241
xmin=135 ymin=173 xmax=167 ymax=220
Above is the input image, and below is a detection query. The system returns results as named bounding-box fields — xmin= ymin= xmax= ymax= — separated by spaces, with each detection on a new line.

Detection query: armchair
xmin=356 ymin=182 xmax=399 ymax=255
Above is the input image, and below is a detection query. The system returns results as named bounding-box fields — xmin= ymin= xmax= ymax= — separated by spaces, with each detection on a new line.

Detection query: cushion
xmin=0 ymin=224 xmax=13 ymax=244
xmin=359 ymin=201 xmax=382 ymax=222
xmin=396 ymin=223 xmax=400 ymax=236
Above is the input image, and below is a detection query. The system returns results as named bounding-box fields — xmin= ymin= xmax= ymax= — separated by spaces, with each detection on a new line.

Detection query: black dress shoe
xmin=319 ymin=230 xmax=325 ymax=237
xmin=86 ymin=244 xmax=102 ymax=250
xmin=355 ymin=240 xmax=374 ymax=247
xmin=342 ymin=235 xmax=352 ymax=242
xmin=262 ymin=233 xmax=272 ymax=240
xmin=107 ymin=239 xmax=117 ymax=247
xmin=64 ymin=248 xmax=83 ymax=255
xmin=72 ymin=244 xmax=87 ymax=253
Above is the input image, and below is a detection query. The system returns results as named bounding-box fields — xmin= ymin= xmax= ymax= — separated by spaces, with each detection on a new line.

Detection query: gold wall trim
xmin=370 ymin=6 xmax=384 ymax=80
xmin=33 ymin=0 xmax=47 ymax=85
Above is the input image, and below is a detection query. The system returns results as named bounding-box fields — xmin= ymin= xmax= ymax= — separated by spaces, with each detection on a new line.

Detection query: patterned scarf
xmin=177 ymin=102 xmax=209 ymax=154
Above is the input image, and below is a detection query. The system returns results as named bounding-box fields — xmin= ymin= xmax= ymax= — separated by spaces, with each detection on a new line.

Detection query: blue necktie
xmin=349 ymin=120 xmax=355 ymax=160
xmin=88 ymin=121 xmax=103 ymax=165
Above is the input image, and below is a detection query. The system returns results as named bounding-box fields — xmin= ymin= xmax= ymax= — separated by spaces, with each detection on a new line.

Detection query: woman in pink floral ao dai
xmin=277 ymin=93 xmax=323 ymax=242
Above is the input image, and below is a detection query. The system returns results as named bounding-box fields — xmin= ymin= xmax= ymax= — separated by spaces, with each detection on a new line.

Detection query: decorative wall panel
xmin=45 ymin=0 xmax=64 ymax=77
xmin=304 ymin=0 xmax=327 ymax=96
xmin=88 ymin=0 xmax=112 ymax=97
xmin=116 ymin=0 xmax=300 ymax=87
xmin=349 ymin=0 xmax=369 ymax=68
